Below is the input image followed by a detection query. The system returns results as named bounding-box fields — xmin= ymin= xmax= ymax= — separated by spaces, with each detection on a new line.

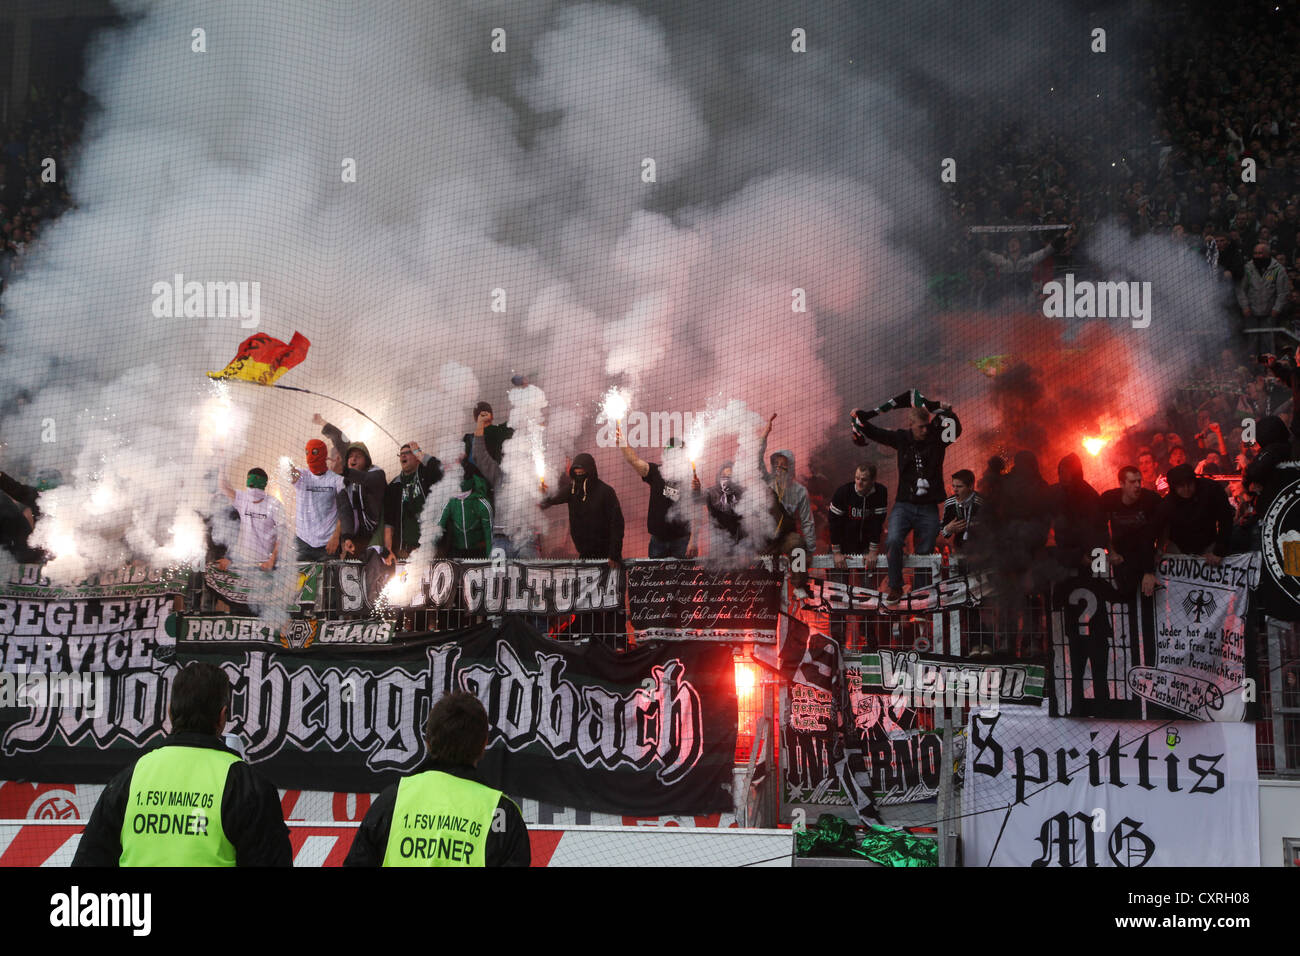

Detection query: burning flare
xmin=598 ymin=386 xmax=631 ymax=427
xmin=1082 ymin=436 xmax=1107 ymax=457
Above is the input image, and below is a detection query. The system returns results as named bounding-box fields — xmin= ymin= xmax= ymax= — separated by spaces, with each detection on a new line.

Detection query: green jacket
xmin=439 ymin=474 xmax=493 ymax=557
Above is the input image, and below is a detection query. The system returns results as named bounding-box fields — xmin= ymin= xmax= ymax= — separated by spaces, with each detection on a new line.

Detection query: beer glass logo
xmin=1165 ymin=729 xmax=1180 ymax=749
xmin=1281 ymin=530 xmax=1300 ymax=576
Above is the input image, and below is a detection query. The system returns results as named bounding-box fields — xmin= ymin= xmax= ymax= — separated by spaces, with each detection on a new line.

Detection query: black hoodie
xmin=696 ymin=462 xmax=745 ymax=542
xmin=1157 ymin=469 xmax=1234 ymax=558
xmin=322 ymin=423 xmax=387 ymax=541
xmin=540 ymin=453 xmax=624 ymax=562
xmin=1245 ymin=414 xmax=1292 ymax=489
xmin=998 ymin=451 xmax=1054 ymax=548
xmin=1051 ymin=453 xmax=1105 ymax=564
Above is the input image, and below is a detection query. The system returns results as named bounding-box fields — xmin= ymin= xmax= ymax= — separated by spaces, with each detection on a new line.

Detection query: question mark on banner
xmin=1068 ymin=587 xmax=1098 ymax=639
xmin=1091 ymin=808 xmax=1106 ymax=833
xmin=491 ymin=547 xmax=506 ymax=575
xmin=791 ymin=808 xmax=807 ymax=833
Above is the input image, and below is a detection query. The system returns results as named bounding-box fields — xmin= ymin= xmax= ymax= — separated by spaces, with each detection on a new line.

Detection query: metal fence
xmin=808 ymin=552 xmax=1049 ymax=661
xmin=186 ymin=554 xmax=1300 ymax=792
xmin=806 ymin=551 xmax=1300 ymax=779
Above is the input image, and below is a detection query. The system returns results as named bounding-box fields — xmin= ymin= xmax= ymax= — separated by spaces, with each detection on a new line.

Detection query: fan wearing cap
xmin=1156 ymin=464 xmax=1235 ymax=565
xmin=287 ymin=439 xmax=344 ymax=561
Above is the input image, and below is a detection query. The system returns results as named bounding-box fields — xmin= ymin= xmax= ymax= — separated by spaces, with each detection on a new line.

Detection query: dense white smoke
xmin=0 ymin=0 xmax=1192 ymax=575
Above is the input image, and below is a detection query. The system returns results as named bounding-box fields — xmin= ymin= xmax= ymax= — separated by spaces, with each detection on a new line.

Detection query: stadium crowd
xmin=0 ymin=9 xmax=1298 ymax=686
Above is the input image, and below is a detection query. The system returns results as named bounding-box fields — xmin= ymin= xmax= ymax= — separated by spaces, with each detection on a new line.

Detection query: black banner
xmin=3 ymin=620 xmax=737 ymax=816
xmin=338 ymin=560 xmax=624 ymax=616
xmin=1049 ymin=576 xmax=1139 ymax=718
xmin=841 ymin=686 xmax=944 ymax=808
xmin=803 ymin=569 xmax=989 ymax=613
xmin=176 ymin=615 xmax=395 ymax=648
xmin=626 ymin=561 xmax=781 ymax=636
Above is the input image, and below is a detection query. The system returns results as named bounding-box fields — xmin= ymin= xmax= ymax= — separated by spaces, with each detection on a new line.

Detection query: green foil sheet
xmin=795 ymin=814 xmax=937 ymax=867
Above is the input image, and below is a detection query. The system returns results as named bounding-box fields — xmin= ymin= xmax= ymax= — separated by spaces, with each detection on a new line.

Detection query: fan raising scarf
xmin=851 ymin=389 xmax=942 ymax=446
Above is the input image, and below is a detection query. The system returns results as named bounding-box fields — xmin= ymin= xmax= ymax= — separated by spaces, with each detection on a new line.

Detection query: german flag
xmin=207 ymin=332 xmax=310 ymax=385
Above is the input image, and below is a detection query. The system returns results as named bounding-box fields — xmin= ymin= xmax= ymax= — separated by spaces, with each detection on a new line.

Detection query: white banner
xmin=1133 ymin=552 xmax=1259 ymax=721
xmin=962 ymin=706 xmax=1259 ymax=867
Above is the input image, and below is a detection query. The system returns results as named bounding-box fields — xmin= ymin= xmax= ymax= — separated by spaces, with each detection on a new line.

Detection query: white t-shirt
xmin=233 ymin=489 xmax=284 ymax=564
xmin=293 ymin=468 xmax=344 ymax=547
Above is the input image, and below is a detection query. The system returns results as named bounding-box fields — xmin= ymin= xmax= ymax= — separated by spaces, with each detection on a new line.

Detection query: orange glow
xmin=1083 ymin=436 xmax=1106 ymax=456
xmin=734 ymin=662 xmax=757 ymax=697
xmin=733 ymin=658 xmax=761 ymax=763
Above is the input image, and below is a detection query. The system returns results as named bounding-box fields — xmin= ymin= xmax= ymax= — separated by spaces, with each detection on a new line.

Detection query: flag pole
xmin=223 ymin=378 xmax=401 ymax=448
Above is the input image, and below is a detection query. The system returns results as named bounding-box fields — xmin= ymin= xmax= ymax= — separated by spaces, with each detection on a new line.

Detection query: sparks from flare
xmin=204 ymin=381 xmax=234 ymax=441
xmin=598 ymin=386 xmax=632 ymax=431
xmin=1083 ymin=436 xmax=1107 ymax=456
xmin=380 ymin=567 xmax=411 ymax=606
xmin=683 ymin=411 xmax=713 ymax=483
xmin=531 ymin=431 xmax=547 ymax=491
xmin=164 ymin=514 xmax=206 ymax=564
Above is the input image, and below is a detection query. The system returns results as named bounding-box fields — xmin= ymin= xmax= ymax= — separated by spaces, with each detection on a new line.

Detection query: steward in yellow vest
xmin=72 ymin=661 xmax=291 ymax=867
xmin=345 ymin=691 xmax=530 ymax=867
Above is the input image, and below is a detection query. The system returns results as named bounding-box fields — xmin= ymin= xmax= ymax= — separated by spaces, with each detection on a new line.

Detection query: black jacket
xmin=1158 ymin=477 xmax=1235 ymax=558
xmin=855 ymin=409 xmax=961 ymax=505
xmin=940 ymin=492 xmax=984 ymax=551
xmin=697 ymin=463 xmax=745 ymax=542
xmin=382 ymin=454 xmax=444 ymax=553
xmin=1245 ymin=414 xmax=1293 ymax=485
xmin=323 ymin=423 xmax=387 ymax=539
xmin=1099 ymin=487 xmax=1164 ymax=576
xmin=344 ymin=759 xmax=530 ymax=867
xmin=829 ymin=481 xmax=888 ymax=553
xmin=540 ymin=453 xmax=624 ymax=562
xmin=1051 ymin=477 xmax=1106 ymax=563
xmin=71 ymin=733 xmax=291 ymax=867
xmin=462 ymin=424 xmax=515 ymax=505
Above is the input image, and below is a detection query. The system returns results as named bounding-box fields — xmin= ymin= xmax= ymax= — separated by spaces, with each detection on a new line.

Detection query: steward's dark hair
xmin=425 ymin=692 xmax=489 ymax=767
xmin=169 ymin=662 xmax=231 ymax=735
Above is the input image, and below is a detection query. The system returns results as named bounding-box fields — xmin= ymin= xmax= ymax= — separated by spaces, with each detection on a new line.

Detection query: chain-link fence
xmin=780 ymin=552 xmax=1299 ymax=864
